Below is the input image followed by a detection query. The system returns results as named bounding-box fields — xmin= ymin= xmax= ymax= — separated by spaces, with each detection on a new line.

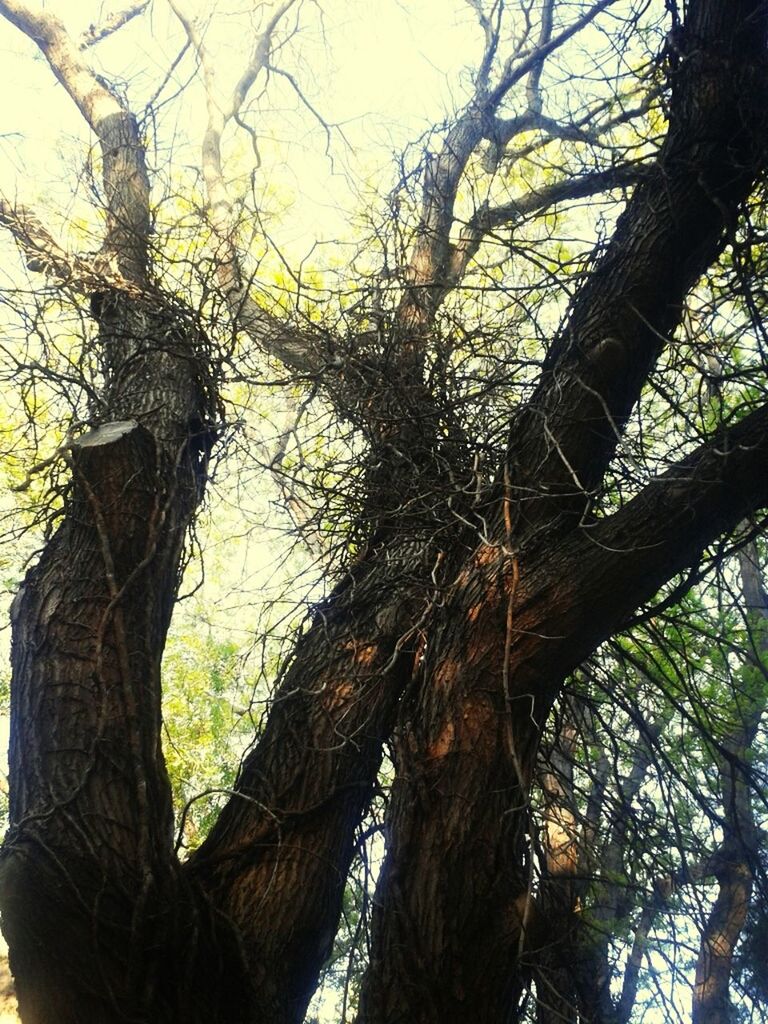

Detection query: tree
xmin=0 ymin=0 xmax=766 ymax=1022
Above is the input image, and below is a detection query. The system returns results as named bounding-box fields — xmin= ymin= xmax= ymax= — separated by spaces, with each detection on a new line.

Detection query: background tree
xmin=0 ymin=1 xmax=766 ymax=1022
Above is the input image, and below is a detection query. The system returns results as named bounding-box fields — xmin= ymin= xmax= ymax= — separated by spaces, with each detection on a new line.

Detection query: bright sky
xmin=0 ymin=1 xmax=481 ymax=257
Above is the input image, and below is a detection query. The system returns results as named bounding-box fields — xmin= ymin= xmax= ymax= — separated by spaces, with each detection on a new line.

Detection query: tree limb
xmin=0 ymin=0 xmax=151 ymax=284
xmin=445 ymin=161 xmax=646 ymax=294
xmin=169 ymin=0 xmax=322 ymax=376
xmin=396 ymin=0 xmax=622 ymax=335
xmin=505 ymin=0 xmax=768 ymax=540
xmin=79 ymin=1 xmax=150 ymax=48
xmin=0 ymin=198 xmax=141 ymax=295
xmin=569 ymin=403 xmax=768 ymax=665
xmin=692 ymin=540 xmax=765 ymax=1023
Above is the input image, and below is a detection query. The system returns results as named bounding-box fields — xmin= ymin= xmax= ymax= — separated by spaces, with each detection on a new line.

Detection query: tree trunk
xmin=1 ymin=2 xmax=768 ymax=1023
xmin=0 ymin=296 xmax=251 ymax=1023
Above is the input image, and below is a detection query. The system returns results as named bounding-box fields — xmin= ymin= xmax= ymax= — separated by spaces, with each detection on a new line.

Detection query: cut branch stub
xmin=70 ymin=420 xmax=158 ymax=552
xmin=74 ymin=418 xmax=140 ymax=448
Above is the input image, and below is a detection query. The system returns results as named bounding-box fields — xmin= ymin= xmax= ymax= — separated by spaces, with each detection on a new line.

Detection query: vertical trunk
xmin=186 ymin=355 xmax=468 ymax=1024
xmin=0 ymin=296 xmax=250 ymax=1023
xmin=355 ymin=417 xmax=768 ymax=1023
xmin=356 ymin=549 xmax=556 ymax=1024
xmin=693 ymin=851 xmax=753 ymax=1024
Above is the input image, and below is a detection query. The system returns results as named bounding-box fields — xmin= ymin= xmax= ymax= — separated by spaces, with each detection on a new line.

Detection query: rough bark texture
xmin=0 ymin=298 xmax=242 ymax=1023
xmin=186 ymin=538 xmax=433 ymax=1022
xmin=355 ymin=4 xmax=768 ymax=1020
xmin=1 ymin=2 xmax=768 ymax=1023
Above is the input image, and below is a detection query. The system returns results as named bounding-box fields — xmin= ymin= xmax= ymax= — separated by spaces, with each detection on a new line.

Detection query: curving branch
xmin=443 ymin=160 xmax=646 ymax=304
xmin=486 ymin=84 xmax=661 ymax=173
xmin=387 ymin=1 xmax=671 ymax=352
xmin=692 ymin=540 xmax=765 ymax=1023
xmin=571 ymin=405 xmax=768 ymax=662
xmin=395 ymin=0 xmax=622 ymax=335
xmin=0 ymin=0 xmax=151 ymax=285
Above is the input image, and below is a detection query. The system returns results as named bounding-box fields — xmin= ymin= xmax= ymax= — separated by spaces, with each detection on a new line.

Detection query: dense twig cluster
xmin=0 ymin=3 xmax=767 ymax=1023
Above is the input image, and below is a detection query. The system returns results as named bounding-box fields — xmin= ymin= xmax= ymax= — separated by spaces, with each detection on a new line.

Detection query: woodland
xmin=0 ymin=1 xmax=766 ymax=1022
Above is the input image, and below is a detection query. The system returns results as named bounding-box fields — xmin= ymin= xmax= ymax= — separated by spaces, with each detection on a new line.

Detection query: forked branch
xmin=169 ymin=0 xmax=322 ymax=376
xmin=396 ymin=0 xmax=623 ymax=335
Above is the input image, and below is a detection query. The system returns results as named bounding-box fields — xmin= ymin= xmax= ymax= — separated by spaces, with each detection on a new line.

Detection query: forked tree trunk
xmin=1 ymin=2 xmax=768 ymax=1024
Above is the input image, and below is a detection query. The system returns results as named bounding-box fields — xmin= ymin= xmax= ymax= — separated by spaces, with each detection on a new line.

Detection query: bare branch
xmin=467 ymin=0 xmax=504 ymax=92
xmin=486 ymin=85 xmax=660 ymax=172
xmin=446 ymin=160 xmax=646 ymax=289
xmin=396 ymin=0 xmax=622 ymax=335
xmin=0 ymin=200 xmax=75 ymax=279
xmin=0 ymin=0 xmax=151 ymax=284
xmin=79 ymin=1 xmax=150 ymax=48
xmin=169 ymin=0 xmax=322 ymax=375
xmin=0 ymin=1 xmax=122 ymax=126
xmin=0 ymin=199 xmax=142 ymax=295
xmin=490 ymin=0 xmax=619 ymax=107
xmin=525 ymin=0 xmax=554 ymax=113
xmin=228 ymin=0 xmax=298 ymax=121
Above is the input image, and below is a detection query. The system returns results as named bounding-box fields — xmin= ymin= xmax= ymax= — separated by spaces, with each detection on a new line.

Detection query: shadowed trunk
xmin=0 ymin=2 xmax=768 ymax=1023
xmin=0 ymin=296 xmax=251 ymax=1024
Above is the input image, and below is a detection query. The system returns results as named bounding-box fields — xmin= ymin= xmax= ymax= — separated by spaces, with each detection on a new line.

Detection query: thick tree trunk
xmin=0 ymin=297 xmax=249 ymax=1023
xmin=184 ymin=352 xmax=468 ymax=1023
xmin=2 ymin=3 xmax=768 ymax=1023
xmin=356 ymin=394 xmax=768 ymax=1023
xmin=355 ymin=3 xmax=768 ymax=1018
xmin=187 ymin=535 xmax=433 ymax=1024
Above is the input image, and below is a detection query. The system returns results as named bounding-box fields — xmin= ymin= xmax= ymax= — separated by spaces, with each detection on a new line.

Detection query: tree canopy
xmin=0 ymin=2 xmax=767 ymax=1023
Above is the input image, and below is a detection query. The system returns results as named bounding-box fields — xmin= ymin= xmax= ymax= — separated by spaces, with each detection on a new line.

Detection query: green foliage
xmin=163 ymin=628 xmax=251 ymax=849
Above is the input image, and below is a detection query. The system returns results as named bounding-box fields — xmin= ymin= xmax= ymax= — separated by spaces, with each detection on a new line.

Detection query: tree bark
xmin=0 ymin=296 xmax=243 ymax=1024
xmin=186 ymin=535 xmax=435 ymax=1023
xmin=356 ymin=3 xmax=768 ymax=1019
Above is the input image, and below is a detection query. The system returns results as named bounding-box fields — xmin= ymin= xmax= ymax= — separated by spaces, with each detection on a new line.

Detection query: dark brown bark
xmin=0 ymin=297 xmax=242 ymax=1023
xmin=356 ymin=393 xmax=768 ymax=1024
xmin=0 ymin=11 xmax=242 ymax=1015
xmin=506 ymin=0 xmax=768 ymax=539
xmin=355 ymin=3 xmax=768 ymax=1020
xmin=2 ymin=2 xmax=768 ymax=1023
xmin=186 ymin=537 xmax=432 ymax=1023
xmin=185 ymin=346 xmax=469 ymax=1023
